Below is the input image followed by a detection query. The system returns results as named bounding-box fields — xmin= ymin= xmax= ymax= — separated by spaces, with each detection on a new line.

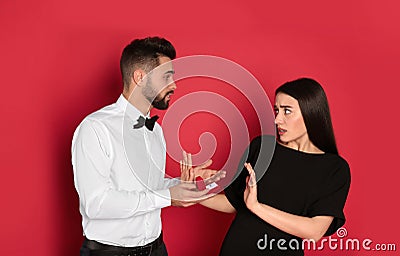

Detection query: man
xmin=72 ymin=37 xmax=215 ymax=256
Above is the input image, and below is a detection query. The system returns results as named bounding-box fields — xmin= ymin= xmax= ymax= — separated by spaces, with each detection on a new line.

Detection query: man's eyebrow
xmin=164 ymin=70 xmax=175 ymax=75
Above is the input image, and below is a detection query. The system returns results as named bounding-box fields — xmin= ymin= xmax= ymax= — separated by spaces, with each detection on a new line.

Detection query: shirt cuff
xmin=152 ymin=189 xmax=171 ymax=208
xmin=170 ymin=177 xmax=181 ymax=187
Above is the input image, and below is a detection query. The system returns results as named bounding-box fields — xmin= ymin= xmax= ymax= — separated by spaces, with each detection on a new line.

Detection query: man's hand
xmin=180 ymin=151 xmax=194 ymax=182
xmin=169 ymin=182 xmax=212 ymax=207
xmin=174 ymin=151 xmax=226 ymax=206
xmin=180 ymin=151 xmax=217 ymax=181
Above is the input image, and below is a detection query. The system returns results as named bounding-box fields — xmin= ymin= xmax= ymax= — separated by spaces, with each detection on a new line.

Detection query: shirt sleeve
xmin=307 ymin=159 xmax=351 ymax=236
xmin=161 ymin=177 xmax=180 ymax=189
xmin=155 ymin=125 xmax=180 ymax=190
xmin=71 ymin=119 xmax=171 ymax=220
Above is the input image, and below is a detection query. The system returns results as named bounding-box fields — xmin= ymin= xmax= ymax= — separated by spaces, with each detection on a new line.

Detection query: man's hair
xmin=120 ymin=36 xmax=176 ymax=88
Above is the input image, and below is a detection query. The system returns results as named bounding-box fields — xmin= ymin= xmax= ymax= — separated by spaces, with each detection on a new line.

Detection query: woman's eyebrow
xmin=275 ymin=105 xmax=293 ymax=108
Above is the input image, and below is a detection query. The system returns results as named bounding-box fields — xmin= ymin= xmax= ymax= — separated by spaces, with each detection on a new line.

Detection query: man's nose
xmin=169 ymin=81 xmax=177 ymax=90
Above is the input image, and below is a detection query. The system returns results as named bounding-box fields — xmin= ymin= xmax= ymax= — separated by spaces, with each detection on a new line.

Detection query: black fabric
xmin=221 ymin=135 xmax=351 ymax=256
xmin=80 ymin=233 xmax=167 ymax=256
xmin=80 ymin=243 xmax=167 ymax=256
xmin=133 ymin=115 xmax=159 ymax=131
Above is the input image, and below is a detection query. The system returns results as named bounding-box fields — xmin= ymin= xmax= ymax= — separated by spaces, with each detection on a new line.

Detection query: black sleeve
xmin=307 ymin=159 xmax=351 ymax=236
xmin=224 ymin=163 xmax=248 ymax=211
xmin=224 ymin=135 xmax=275 ymax=211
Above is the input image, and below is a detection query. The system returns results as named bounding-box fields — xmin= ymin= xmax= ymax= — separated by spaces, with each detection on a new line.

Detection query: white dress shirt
xmin=72 ymin=95 xmax=178 ymax=247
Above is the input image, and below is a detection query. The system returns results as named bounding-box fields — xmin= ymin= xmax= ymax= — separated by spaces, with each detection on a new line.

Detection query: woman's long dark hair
xmin=275 ymin=78 xmax=338 ymax=154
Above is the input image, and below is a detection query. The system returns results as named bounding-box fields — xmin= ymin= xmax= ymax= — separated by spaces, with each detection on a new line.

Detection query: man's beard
xmin=152 ymin=93 xmax=171 ymax=110
xmin=143 ymin=77 xmax=172 ymax=110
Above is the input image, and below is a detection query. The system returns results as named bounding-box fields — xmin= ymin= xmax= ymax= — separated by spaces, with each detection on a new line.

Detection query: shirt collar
xmin=116 ymin=95 xmax=150 ymax=121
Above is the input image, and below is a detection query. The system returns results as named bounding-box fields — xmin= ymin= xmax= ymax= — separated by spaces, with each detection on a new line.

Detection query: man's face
xmin=142 ymin=56 xmax=176 ymax=110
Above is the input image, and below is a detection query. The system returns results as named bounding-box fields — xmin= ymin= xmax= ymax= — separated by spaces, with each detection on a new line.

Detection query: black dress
xmin=220 ymin=135 xmax=351 ymax=256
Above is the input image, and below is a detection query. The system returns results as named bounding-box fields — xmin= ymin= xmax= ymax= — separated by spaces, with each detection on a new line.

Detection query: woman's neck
xmin=279 ymin=137 xmax=324 ymax=154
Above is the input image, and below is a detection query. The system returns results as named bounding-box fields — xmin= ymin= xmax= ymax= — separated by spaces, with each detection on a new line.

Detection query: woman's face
xmin=274 ymin=93 xmax=309 ymax=145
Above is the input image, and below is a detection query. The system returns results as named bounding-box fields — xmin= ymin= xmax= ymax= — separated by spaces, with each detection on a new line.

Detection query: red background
xmin=1 ymin=0 xmax=399 ymax=255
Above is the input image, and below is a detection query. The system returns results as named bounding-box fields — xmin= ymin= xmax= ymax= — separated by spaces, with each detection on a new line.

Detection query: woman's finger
xmin=245 ymin=163 xmax=256 ymax=187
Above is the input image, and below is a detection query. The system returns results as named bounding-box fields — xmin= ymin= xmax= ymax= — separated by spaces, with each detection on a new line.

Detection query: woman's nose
xmin=274 ymin=113 xmax=283 ymax=124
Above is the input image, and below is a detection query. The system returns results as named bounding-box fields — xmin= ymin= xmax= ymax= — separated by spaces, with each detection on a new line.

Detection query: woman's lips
xmin=278 ymin=127 xmax=287 ymax=135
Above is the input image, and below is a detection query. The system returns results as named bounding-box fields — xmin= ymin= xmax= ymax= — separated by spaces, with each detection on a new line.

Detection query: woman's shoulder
xmin=324 ymin=153 xmax=349 ymax=169
xmin=322 ymin=153 xmax=351 ymax=181
xmin=250 ymin=134 xmax=276 ymax=146
xmin=246 ymin=134 xmax=276 ymax=156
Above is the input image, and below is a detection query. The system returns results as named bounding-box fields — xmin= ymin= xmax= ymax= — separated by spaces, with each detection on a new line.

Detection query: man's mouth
xmin=165 ymin=91 xmax=174 ymax=100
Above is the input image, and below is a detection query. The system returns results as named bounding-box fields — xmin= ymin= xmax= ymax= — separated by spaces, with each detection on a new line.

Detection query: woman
xmin=183 ymin=78 xmax=351 ymax=255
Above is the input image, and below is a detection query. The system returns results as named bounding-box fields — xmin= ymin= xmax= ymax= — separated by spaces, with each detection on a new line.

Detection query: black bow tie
xmin=133 ymin=115 xmax=159 ymax=131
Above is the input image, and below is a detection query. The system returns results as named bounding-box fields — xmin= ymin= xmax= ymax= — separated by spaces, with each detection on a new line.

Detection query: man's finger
xmin=196 ymin=159 xmax=212 ymax=170
xmin=183 ymin=151 xmax=188 ymax=167
xmin=179 ymin=181 xmax=197 ymax=190
xmin=204 ymin=170 xmax=226 ymax=185
xmin=188 ymin=153 xmax=192 ymax=169
xmin=188 ymin=188 xmax=211 ymax=199
xmin=189 ymin=169 xmax=194 ymax=182
xmin=195 ymin=169 xmax=217 ymax=179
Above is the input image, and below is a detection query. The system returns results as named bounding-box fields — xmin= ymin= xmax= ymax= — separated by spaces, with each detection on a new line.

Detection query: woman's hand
xmin=244 ymin=163 xmax=260 ymax=212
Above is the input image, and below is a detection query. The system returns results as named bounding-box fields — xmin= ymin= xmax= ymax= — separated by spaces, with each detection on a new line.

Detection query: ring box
xmin=195 ymin=176 xmax=206 ymax=191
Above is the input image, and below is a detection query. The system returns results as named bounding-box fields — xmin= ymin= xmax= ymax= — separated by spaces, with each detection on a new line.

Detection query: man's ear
xmin=132 ymin=69 xmax=145 ymax=86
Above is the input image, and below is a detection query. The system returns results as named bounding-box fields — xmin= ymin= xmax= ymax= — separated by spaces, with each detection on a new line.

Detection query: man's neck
xmin=122 ymin=90 xmax=152 ymax=116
